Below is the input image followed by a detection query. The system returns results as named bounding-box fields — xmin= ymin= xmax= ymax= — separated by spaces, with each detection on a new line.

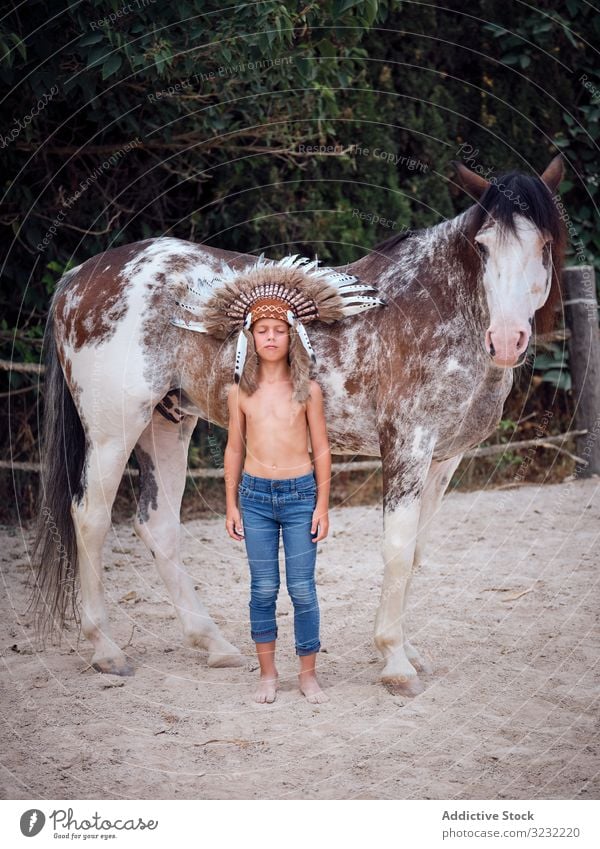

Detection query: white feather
xmin=170 ymin=317 xmax=207 ymax=332
xmin=186 ymin=282 xmax=213 ymax=299
xmin=176 ymin=299 xmax=204 ymax=315
xmin=288 ymin=311 xmax=317 ymax=363
xmin=336 ymin=283 xmax=378 ymax=294
xmin=233 ymin=318 xmax=250 ymax=384
xmin=340 ymin=299 xmax=385 ymax=316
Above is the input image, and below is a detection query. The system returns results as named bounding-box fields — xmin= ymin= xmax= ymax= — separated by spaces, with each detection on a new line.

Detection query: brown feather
xmin=201 ymin=266 xmax=347 ymax=339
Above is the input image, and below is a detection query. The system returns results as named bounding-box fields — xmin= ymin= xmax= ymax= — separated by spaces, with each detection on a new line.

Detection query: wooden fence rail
xmin=0 ymin=430 xmax=588 ymax=477
xmin=0 ymin=358 xmax=44 ymax=375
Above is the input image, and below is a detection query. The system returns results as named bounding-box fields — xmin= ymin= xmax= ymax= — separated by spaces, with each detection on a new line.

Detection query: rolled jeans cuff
xmin=252 ymin=628 xmax=278 ymax=643
xmin=296 ymin=641 xmax=321 ymax=657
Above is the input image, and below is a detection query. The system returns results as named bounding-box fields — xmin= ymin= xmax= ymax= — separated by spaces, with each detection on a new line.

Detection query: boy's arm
xmin=224 ymin=384 xmax=246 ymax=511
xmin=306 ymin=380 xmax=331 ymax=510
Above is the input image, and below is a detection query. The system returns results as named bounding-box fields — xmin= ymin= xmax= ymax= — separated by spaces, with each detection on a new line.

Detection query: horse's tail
xmin=29 ymin=277 xmax=87 ymax=641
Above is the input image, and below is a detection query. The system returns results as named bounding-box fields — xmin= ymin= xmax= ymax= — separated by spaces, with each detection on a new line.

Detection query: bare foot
xmin=254 ymin=674 xmax=278 ymax=704
xmin=298 ymin=671 xmax=329 ymax=704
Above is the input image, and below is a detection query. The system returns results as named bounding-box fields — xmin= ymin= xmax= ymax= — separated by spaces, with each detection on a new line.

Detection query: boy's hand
xmin=226 ymin=508 xmax=244 ymax=541
xmin=311 ymin=508 xmax=329 ymax=543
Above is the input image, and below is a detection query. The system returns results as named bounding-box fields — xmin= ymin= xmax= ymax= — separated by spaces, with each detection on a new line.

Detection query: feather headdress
xmin=171 ymin=254 xmax=386 ymax=403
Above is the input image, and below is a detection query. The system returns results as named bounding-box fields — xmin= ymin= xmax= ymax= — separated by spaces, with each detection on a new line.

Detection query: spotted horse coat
xmin=31 ymin=156 xmax=566 ymax=693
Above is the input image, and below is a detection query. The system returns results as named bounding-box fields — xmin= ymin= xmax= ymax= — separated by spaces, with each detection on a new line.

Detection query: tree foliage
xmin=1 ymin=0 xmax=597 ymax=489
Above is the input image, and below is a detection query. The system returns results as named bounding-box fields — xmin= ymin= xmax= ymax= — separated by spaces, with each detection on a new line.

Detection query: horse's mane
xmin=372 ymin=228 xmax=416 ymax=255
xmin=467 ymin=171 xmax=567 ymax=333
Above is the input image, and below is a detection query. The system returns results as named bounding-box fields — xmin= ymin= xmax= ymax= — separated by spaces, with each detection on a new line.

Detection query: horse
xmin=31 ymin=155 xmax=566 ymax=694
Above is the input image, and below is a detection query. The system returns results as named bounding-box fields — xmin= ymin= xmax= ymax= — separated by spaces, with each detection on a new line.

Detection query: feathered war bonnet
xmin=171 ymin=254 xmax=387 ymax=403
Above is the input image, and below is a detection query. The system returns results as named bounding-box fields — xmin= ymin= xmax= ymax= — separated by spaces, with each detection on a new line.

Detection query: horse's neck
xmin=347 ymin=209 xmax=484 ymax=321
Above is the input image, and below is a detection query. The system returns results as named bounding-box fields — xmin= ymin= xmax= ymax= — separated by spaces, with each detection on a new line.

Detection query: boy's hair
xmin=243 ymin=321 xmax=311 ymax=403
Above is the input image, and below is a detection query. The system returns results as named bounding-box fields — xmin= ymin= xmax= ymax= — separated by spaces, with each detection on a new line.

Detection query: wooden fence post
xmin=563 ymin=265 xmax=600 ymax=476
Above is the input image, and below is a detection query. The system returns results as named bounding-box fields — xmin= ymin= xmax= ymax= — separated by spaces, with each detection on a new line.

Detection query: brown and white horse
xmin=31 ymin=156 xmax=565 ymax=694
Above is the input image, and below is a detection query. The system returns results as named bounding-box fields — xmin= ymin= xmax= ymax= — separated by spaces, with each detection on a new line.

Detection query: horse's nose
xmin=516 ymin=329 xmax=529 ymax=352
xmin=485 ymin=326 xmax=530 ymax=367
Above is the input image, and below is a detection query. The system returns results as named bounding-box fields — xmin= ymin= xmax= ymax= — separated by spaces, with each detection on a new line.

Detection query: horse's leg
xmin=73 ymin=438 xmax=140 ymax=676
xmin=133 ymin=411 xmax=244 ymax=667
xmin=375 ymin=495 xmax=424 ymax=695
xmin=403 ymin=454 xmax=462 ymax=674
xmin=374 ymin=429 xmax=435 ymax=695
xmin=413 ymin=454 xmax=463 ymax=571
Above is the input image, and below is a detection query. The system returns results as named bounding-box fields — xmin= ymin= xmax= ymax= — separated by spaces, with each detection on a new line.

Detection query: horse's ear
xmin=450 ymin=161 xmax=490 ymax=200
xmin=540 ymin=154 xmax=565 ymax=194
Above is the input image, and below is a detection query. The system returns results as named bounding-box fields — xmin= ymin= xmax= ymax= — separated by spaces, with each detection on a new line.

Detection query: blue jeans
xmin=238 ymin=470 xmax=321 ymax=656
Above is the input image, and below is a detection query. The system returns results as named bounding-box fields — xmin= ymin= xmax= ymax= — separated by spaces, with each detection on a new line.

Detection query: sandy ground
xmin=1 ymin=477 xmax=598 ymax=800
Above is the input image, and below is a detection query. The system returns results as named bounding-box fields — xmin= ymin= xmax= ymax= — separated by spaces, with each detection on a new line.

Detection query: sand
xmin=1 ymin=476 xmax=598 ymax=800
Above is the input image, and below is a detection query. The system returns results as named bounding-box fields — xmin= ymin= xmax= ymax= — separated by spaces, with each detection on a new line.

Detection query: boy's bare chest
xmin=243 ymin=390 xmax=307 ymax=433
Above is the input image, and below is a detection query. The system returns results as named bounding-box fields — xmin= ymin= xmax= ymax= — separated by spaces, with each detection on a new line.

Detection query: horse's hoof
xmin=207 ymin=648 xmax=245 ymax=668
xmin=185 ymin=634 xmax=245 ymax=667
xmin=92 ymin=657 xmax=135 ymax=676
xmin=404 ymin=641 xmax=433 ymax=675
xmin=409 ymin=656 xmax=433 ymax=675
xmin=382 ymin=674 xmax=425 ymax=697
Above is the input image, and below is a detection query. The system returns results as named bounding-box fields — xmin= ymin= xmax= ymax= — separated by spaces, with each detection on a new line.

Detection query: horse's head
xmin=453 ymin=155 xmax=566 ymax=368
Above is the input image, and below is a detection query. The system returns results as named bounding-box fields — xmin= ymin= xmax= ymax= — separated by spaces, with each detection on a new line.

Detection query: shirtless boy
xmin=224 ymin=316 xmax=331 ymax=705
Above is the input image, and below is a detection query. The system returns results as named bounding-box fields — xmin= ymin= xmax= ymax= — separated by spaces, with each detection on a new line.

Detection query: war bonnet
xmin=171 ymin=254 xmax=386 ymax=404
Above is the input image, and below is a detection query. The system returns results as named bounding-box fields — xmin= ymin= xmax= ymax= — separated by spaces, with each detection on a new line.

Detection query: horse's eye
xmin=476 ymin=242 xmax=489 ymax=258
xmin=542 ymin=241 xmax=552 ymax=266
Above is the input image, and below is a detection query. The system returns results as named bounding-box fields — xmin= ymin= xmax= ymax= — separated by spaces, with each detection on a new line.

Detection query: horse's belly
xmin=328 ymin=430 xmax=380 ymax=456
xmin=325 ymin=408 xmax=380 ymax=456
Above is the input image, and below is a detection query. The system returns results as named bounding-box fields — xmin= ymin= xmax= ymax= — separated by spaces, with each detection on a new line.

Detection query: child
xmin=224 ymin=309 xmax=331 ymax=704
xmin=170 ymin=255 xmax=386 ymax=703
